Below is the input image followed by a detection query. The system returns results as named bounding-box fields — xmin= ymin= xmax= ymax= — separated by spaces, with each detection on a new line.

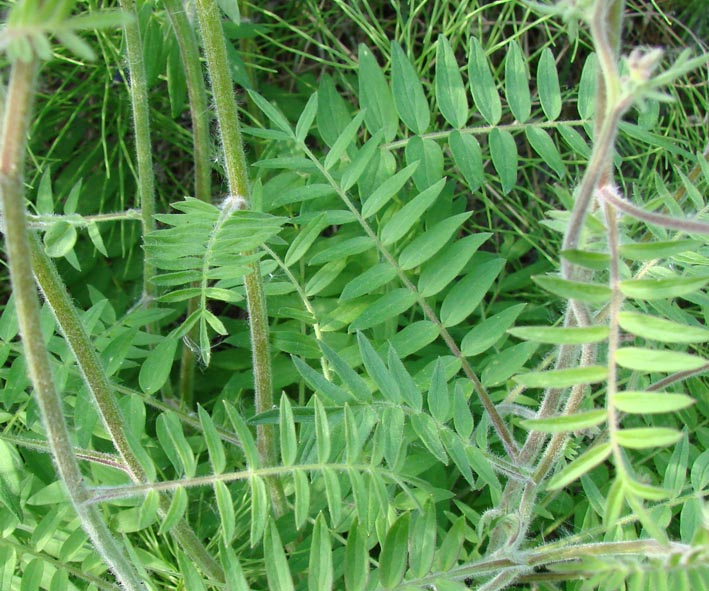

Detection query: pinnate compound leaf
xmin=620 ymin=276 xmax=709 ymax=300
xmin=449 ymin=130 xmax=484 ymax=192
xmin=533 ymin=275 xmax=611 ymax=304
xmin=341 ymin=263 xmax=397 ymax=301
xmin=358 ymin=44 xmax=398 ymax=141
xmin=139 ymin=337 xmax=178 ymax=395
xmin=436 ymin=35 xmax=468 ymax=128
xmin=521 ymin=410 xmax=606 ymax=433
xmin=391 ymin=41 xmax=430 ymax=134
xmin=285 ymin=213 xmax=327 ymax=267
xmin=508 ymin=325 xmax=609 ymax=344
xmin=264 ymin=520 xmax=295 ymax=591
xmin=537 ymin=48 xmax=562 ymax=120
xmin=323 ymin=110 xmax=367 ymax=170
xmin=410 ymin=413 xmax=448 ymax=463
xmin=615 ymin=428 xmax=682 ymax=450
xmin=388 ymin=345 xmax=423 ymax=410
xmin=358 ymin=332 xmax=400 ymax=403
xmin=482 ymin=341 xmax=539 ymax=387
xmin=505 ymin=40 xmax=531 ymax=123
xmin=514 ymin=366 xmax=608 ymax=388
xmin=547 ymin=442 xmax=612 ymax=490
xmin=441 ymin=258 xmax=505 ymax=327
xmin=379 ymin=513 xmax=410 ymax=589
xmin=489 ymin=128 xmax=518 ymax=194
xmin=380 ymin=178 xmax=445 ymax=245
xmin=615 ymin=347 xmax=706 ymax=372
xmin=468 ymin=37 xmax=501 ymax=125
xmin=618 ymin=311 xmax=709 ymax=343
xmin=350 ymin=289 xmax=418 ymax=332
xmin=308 ymin=514 xmax=333 ymax=591
xmin=427 ymin=358 xmax=450 ymax=423
xmin=318 ymin=341 xmax=371 ymax=401
xmin=292 ymin=355 xmax=354 ymax=404
xmin=341 ymin=131 xmax=384 ymax=191
xmin=614 ymin=391 xmax=695 ymax=414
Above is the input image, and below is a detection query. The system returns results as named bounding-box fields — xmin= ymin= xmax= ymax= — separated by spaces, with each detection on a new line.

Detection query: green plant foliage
xmin=1 ymin=1 xmax=708 ymax=590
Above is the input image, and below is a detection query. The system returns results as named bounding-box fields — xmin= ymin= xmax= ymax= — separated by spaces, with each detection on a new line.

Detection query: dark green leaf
xmin=359 ymin=44 xmax=398 ymax=141
xmin=349 ymin=289 xmax=417 ymax=331
xmin=436 ymin=35 xmax=468 ymax=127
xmin=505 ymin=40 xmax=531 ymax=123
xmin=391 ymin=41 xmax=430 ymax=134
xmin=537 ymin=48 xmax=561 ymax=120
xmin=419 ymin=233 xmax=490 ymax=296
xmin=380 ymin=178 xmax=445 ymax=245
xmin=441 ymin=258 xmax=505 ymax=327
xmin=308 ymin=514 xmax=333 ymax=591
xmin=468 ymin=37 xmax=501 ymax=125
xmin=379 ymin=512 xmax=410 ymax=588
xmin=405 ymin=136 xmax=445 ymax=191
xmin=399 ymin=212 xmax=472 ymax=270
xmin=264 ymin=520 xmax=295 ymax=591
xmin=489 ymin=128 xmax=518 ymax=194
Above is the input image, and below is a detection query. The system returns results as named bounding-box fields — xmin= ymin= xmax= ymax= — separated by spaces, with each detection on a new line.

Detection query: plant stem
xmin=0 ymin=55 xmax=144 ymax=591
xmin=119 ymin=0 xmax=157 ymax=302
xmin=164 ymin=0 xmax=214 ymax=407
xmin=194 ymin=0 xmax=285 ymax=514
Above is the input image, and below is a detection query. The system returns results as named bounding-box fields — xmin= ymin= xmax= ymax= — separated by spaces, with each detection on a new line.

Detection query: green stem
xmin=164 ymin=0 xmax=214 ymax=407
xmin=194 ymin=0 xmax=285 ymax=514
xmin=0 ymin=56 xmax=144 ymax=591
xmin=119 ymin=0 xmax=157 ymax=301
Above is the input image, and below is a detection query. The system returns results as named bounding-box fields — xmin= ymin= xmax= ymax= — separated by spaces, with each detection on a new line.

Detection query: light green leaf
xmin=37 ymin=168 xmax=54 ymax=213
xmin=345 ymin=520 xmax=369 ymax=591
xmin=215 ymin=480 xmax=235 ymax=543
xmin=380 ymin=178 xmax=445 ymax=245
xmin=624 ymin=478 xmax=670 ymax=501
xmin=156 ymin=413 xmax=196 ymax=477
xmin=619 ymin=239 xmax=702 ymax=261
xmin=379 ymin=513 xmax=410 ymax=589
xmin=250 ymin=476 xmax=269 ymax=546
xmin=198 ymin=405 xmax=226 ymax=474
xmin=418 ymin=233 xmax=490 ymax=297
xmin=489 ymin=128 xmax=518 ymax=194
xmin=264 ymin=520 xmax=295 ymax=591
xmin=247 ymin=90 xmax=294 ymax=137
xmin=323 ymin=110 xmax=367 ymax=170
xmin=537 ymin=48 xmax=561 ymax=120
xmin=177 ymin=550 xmax=206 ymax=591
xmin=388 ymin=345 xmax=423 ymax=410
xmin=358 ymin=332 xmax=400 ymax=402
xmin=308 ymin=514 xmax=333 ymax=591
xmin=44 ymin=220 xmax=77 ymax=258
xmin=461 ymin=303 xmax=526 ymax=356
xmin=340 ymin=263 xmax=397 ymax=301
xmin=294 ymin=470 xmax=310 ymax=530
xmin=317 ymin=74 xmax=351 ymax=147
xmin=323 ymin=468 xmax=342 ymax=526
xmin=158 ymin=486 xmax=187 ymax=535
xmin=468 ymin=37 xmax=501 ymax=125
xmin=309 ymin=237 xmax=374 ymax=265
xmin=87 ymin=222 xmax=108 ymax=256
xmin=391 ymin=41 xmax=430 ymax=134
xmin=620 ymin=276 xmax=709 ymax=300
xmin=410 ymin=413 xmax=448 ymax=463
xmin=314 ymin=396 xmax=331 ymax=463
xmin=453 ymin=384 xmax=474 ymax=439
xmin=359 ymin=44 xmax=398 ymax=141
xmin=220 ymin=546 xmax=252 ymax=591
xmin=362 ymin=162 xmax=418 ymax=219
xmin=547 ymin=442 xmax=612 ymax=490
xmin=399 ymin=212 xmax=472 ymax=270
xmin=296 ymin=92 xmax=318 ymax=143
xmin=614 ymin=391 xmax=695 ymax=414
xmin=409 ymin=501 xmax=437 ymax=578
xmin=436 ymin=35 xmax=468 ymax=127
xmin=514 ymin=366 xmax=608 ymax=388
xmin=533 ymin=275 xmax=611 ymax=304
xmin=139 ymin=338 xmax=178 ymax=395
xmin=449 ymin=131 xmax=484 ymax=192
xmin=405 ymin=136 xmax=444 ymax=191
xmin=526 ymin=127 xmax=565 ymax=178
xmin=341 ymin=130 xmax=383 ymax=191
xmin=389 ymin=320 xmax=440 ymax=359
xmin=481 ymin=341 xmax=539 ymax=387
xmin=558 ymin=125 xmax=591 ymax=158
xmin=349 ymin=289 xmax=417 ymax=332
xmin=577 ymin=53 xmax=597 ymax=120
xmin=615 ymin=428 xmax=681 ymax=450
xmin=427 ymin=359 xmax=450 ymax=423
xmin=618 ymin=311 xmax=709 ymax=343
xmin=560 ymin=249 xmax=610 ymax=270
xmin=224 ymin=402 xmax=260 ymax=468
xmin=615 ymin=347 xmax=706 ymax=372
xmin=280 ymin=394 xmax=297 ymax=466
xmin=305 ymin=259 xmax=347 ymax=296
xmin=505 ymin=40 xmax=531 ymax=123
xmin=435 ymin=516 xmax=466 ymax=571
xmin=508 ymin=325 xmax=609 ymax=344
xmin=441 ymin=258 xmax=505 ymax=327
xmin=521 ymin=410 xmax=606 ymax=433
xmin=441 ymin=430 xmax=474 ymax=486
xmin=319 ymin=341 xmax=371 ymax=401
xmin=285 ymin=213 xmax=327 ymax=267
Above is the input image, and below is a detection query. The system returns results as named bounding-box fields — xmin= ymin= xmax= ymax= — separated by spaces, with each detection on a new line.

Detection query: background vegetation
xmin=1 ymin=0 xmax=708 ymax=590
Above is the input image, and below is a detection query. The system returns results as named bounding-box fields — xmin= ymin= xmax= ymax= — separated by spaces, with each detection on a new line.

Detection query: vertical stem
xmin=194 ymin=0 xmax=284 ymax=514
xmin=119 ymin=0 xmax=157 ymax=301
xmin=164 ymin=0 xmax=214 ymax=407
xmin=0 ymin=57 xmax=144 ymax=591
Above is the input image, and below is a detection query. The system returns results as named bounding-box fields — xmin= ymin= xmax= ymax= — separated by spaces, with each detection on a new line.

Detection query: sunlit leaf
xmin=521 ymin=410 xmax=606 ymax=433
xmin=614 ymin=391 xmax=695 ymax=414
xmin=618 ymin=311 xmax=709 ymax=343
xmin=547 ymin=442 xmax=612 ymax=490
xmin=615 ymin=428 xmax=681 ymax=449
xmin=615 ymin=347 xmax=706 ymax=372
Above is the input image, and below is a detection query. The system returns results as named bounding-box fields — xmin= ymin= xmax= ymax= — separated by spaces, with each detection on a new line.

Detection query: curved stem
xmin=0 ymin=56 xmax=144 ymax=591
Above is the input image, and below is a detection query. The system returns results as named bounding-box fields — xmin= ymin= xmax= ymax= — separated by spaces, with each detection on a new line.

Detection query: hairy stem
xmin=194 ymin=0 xmax=285 ymax=515
xmin=0 ymin=55 xmax=144 ymax=591
xmin=164 ymin=0 xmax=213 ymax=407
xmin=119 ymin=0 xmax=157 ymax=301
